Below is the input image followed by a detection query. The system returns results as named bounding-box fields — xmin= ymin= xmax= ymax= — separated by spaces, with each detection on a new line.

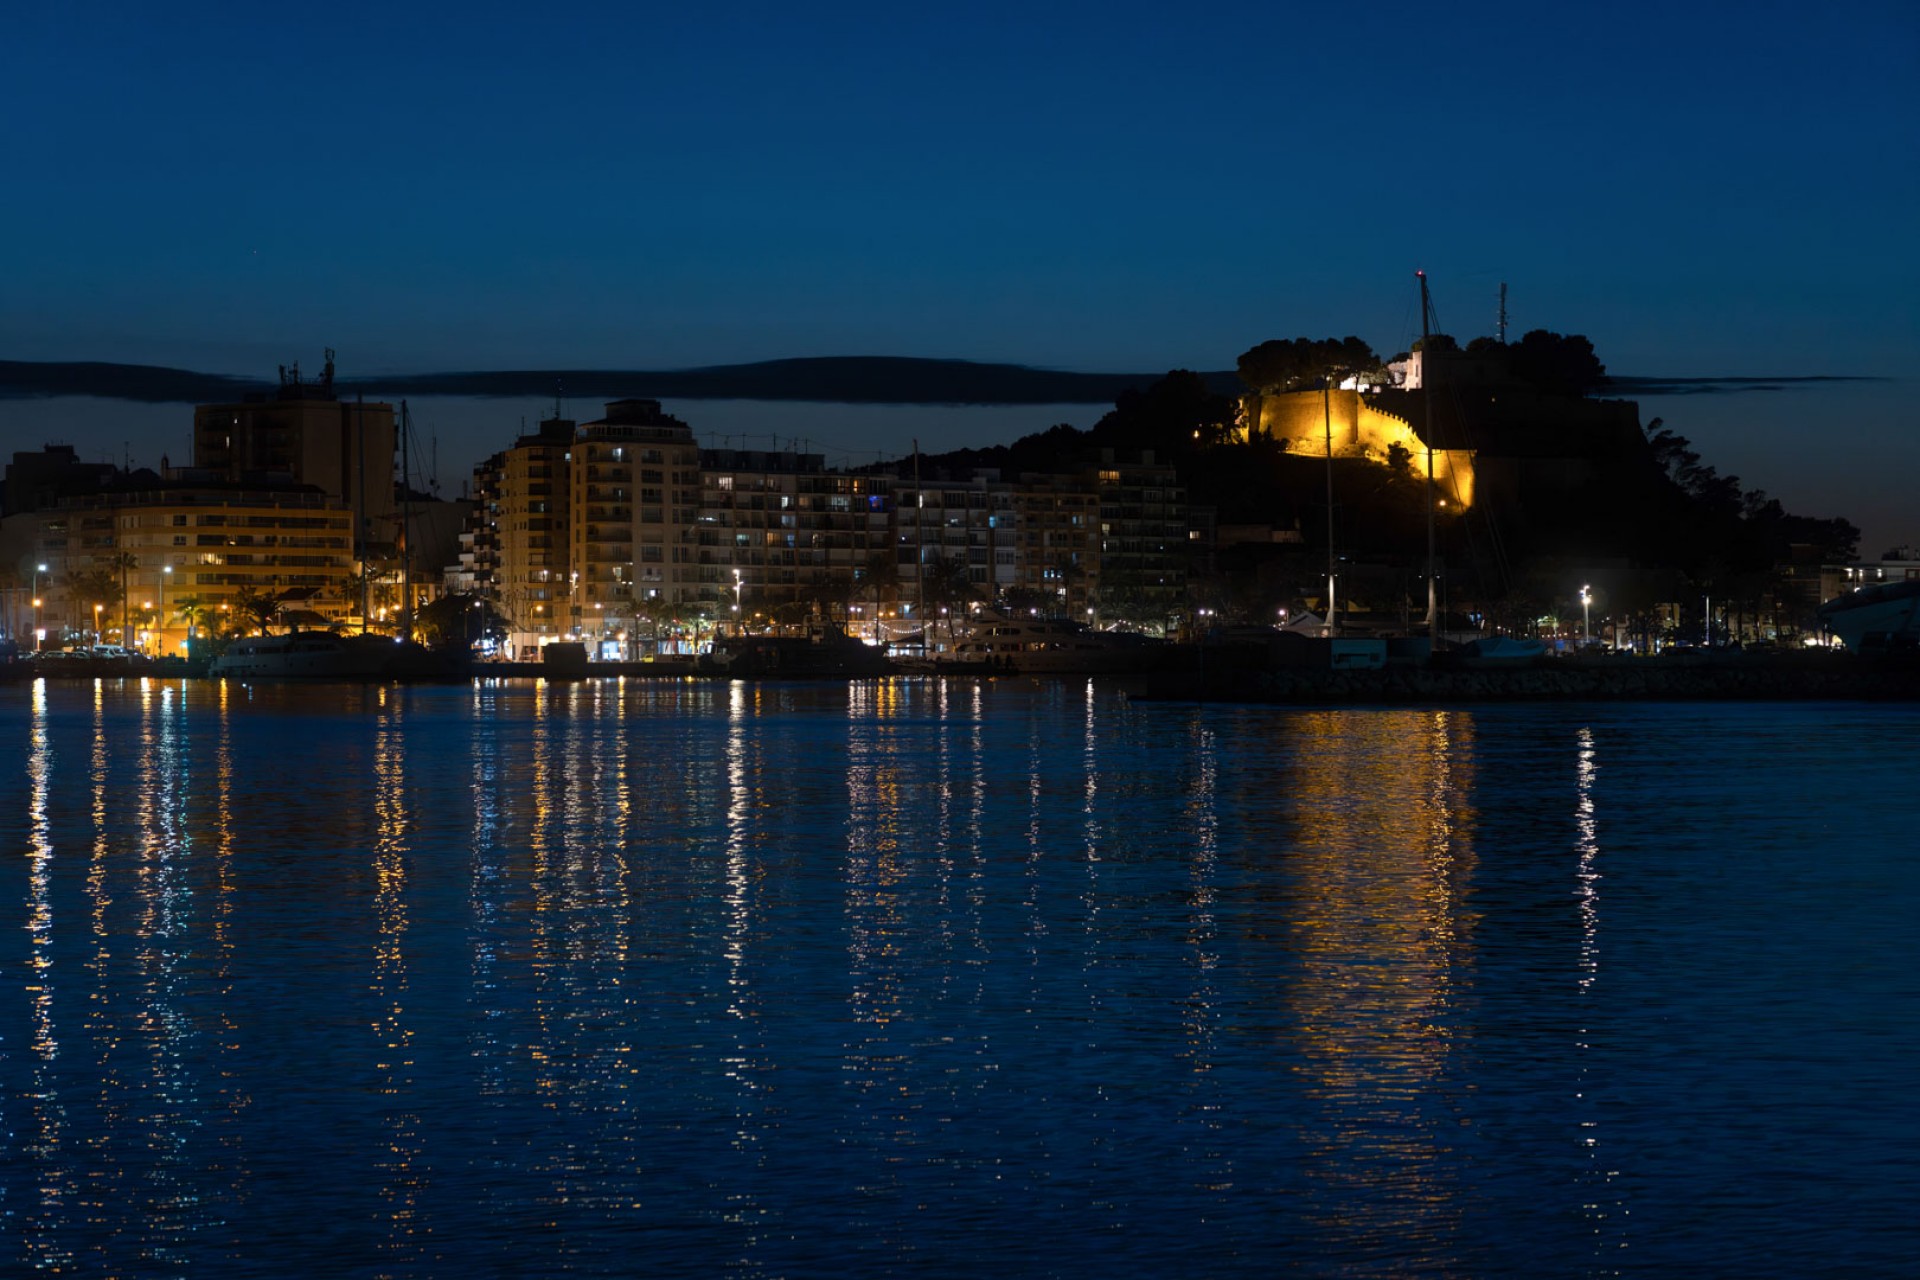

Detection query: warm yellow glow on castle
xmin=1239 ymin=389 xmax=1475 ymax=509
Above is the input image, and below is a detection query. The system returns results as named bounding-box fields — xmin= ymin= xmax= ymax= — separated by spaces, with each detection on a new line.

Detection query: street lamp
xmin=159 ymin=564 xmax=172 ymax=656
xmin=92 ymin=602 xmax=103 ymax=646
xmin=732 ymin=568 xmax=742 ymax=633
xmin=1580 ymin=584 xmax=1591 ymax=648
xmin=32 ymin=563 xmax=47 ymax=652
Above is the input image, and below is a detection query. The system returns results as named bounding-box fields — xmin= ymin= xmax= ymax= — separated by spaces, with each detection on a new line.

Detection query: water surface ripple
xmin=2 ymin=678 xmax=1914 ymax=1277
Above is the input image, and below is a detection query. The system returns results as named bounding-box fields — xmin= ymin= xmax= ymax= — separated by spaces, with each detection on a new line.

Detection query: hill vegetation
xmin=916 ymin=333 xmax=1858 ymax=634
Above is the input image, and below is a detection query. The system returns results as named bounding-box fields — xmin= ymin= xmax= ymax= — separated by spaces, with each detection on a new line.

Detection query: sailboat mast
xmin=357 ymin=394 xmax=369 ymax=633
xmin=1418 ymin=271 xmax=1438 ymax=636
xmin=400 ymin=400 xmax=413 ymax=643
xmin=1324 ymin=376 xmax=1336 ymax=637
xmin=912 ymin=439 xmax=924 ymax=652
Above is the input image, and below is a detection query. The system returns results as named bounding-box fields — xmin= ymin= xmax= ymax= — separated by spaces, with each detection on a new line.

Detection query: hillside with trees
xmin=916 ymin=330 xmax=1858 ymax=636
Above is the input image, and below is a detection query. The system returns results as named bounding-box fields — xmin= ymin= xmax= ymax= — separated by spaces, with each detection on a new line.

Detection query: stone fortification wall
xmin=1243 ymin=389 xmax=1476 ymax=508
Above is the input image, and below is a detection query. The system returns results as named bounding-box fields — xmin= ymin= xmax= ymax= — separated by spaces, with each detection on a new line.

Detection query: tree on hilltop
xmin=1084 ymin=370 xmax=1239 ymax=459
xmin=1236 ymin=336 xmax=1381 ymax=394
xmin=1508 ymin=330 xmax=1607 ymax=395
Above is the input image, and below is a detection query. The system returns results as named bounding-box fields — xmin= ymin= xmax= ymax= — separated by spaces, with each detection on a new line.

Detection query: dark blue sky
xmin=3 ymin=2 xmax=1915 ymax=549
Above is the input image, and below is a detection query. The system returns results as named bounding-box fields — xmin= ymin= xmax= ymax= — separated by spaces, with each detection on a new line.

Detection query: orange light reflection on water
xmin=1280 ymin=708 xmax=1479 ymax=1265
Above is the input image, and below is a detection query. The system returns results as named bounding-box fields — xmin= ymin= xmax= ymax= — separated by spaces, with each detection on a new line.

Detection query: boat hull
xmin=1817 ymin=580 xmax=1920 ymax=652
xmin=697 ymin=631 xmax=894 ymax=678
xmin=210 ymin=631 xmax=451 ymax=680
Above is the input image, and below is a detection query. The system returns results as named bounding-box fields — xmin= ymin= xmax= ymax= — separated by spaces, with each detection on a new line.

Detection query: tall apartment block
xmin=697 ymin=447 xmax=892 ymax=620
xmin=190 ymin=354 xmax=396 ymax=558
xmin=569 ymin=399 xmax=703 ymax=633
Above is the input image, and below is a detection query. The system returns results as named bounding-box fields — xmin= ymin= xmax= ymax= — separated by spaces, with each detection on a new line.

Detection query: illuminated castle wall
xmin=1240 ymin=389 xmax=1476 ymax=509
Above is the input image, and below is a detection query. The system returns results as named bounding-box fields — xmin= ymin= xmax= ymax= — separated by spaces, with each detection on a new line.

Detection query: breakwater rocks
xmin=1135 ymin=653 xmax=1920 ymax=704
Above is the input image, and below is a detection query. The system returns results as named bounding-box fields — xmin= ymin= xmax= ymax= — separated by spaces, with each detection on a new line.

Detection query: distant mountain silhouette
xmin=0 ymin=360 xmax=261 ymax=403
xmin=0 ymin=356 xmax=1242 ymax=406
xmin=1 ymin=357 xmax=1875 ymax=407
xmin=1602 ymin=375 xmax=1880 ymax=395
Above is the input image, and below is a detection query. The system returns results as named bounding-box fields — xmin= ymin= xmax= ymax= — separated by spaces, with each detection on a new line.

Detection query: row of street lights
xmin=22 ymin=560 xmax=178 ymax=654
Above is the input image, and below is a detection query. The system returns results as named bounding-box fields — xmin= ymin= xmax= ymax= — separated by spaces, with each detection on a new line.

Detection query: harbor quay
xmin=6 ymin=644 xmax=1918 ymax=702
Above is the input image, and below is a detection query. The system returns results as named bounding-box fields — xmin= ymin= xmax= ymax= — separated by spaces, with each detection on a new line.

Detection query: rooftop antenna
xmin=1497 ymin=283 xmax=1509 ymax=345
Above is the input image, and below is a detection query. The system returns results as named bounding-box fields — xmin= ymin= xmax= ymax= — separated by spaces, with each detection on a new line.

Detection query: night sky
xmin=3 ymin=2 xmax=1915 ymax=550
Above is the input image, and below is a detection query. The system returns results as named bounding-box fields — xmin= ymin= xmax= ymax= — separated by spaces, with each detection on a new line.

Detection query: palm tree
xmin=921 ymin=554 xmax=977 ymax=650
xmin=62 ymin=567 xmax=118 ymax=644
xmin=106 ymin=551 xmax=139 ymax=647
xmin=857 ymin=547 xmax=898 ymax=643
xmin=173 ymin=595 xmax=213 ymax=648
xmin=233 ymin=588 xmax=284 ymax=635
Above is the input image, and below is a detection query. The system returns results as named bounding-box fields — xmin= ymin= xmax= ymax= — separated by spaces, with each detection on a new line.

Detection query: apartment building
xmin=34 ymin=479 xmax=353 ymax=651
xmin=569 ymin=400 xmax=703 ymax=642
xmin=1010 ymin=473 xmax=1102 ymax=616
xmin=891 ymin=472 xmax=1020 ymax=604
xmin=1090 ymin=451 xmax=1189 ymax=624
xmin=484 ymin=416 xmax=574 ymax=652
xmin=191 ymin=355 xmax=397 ymax=557
xmin=697 ymin=447 xmax=892 ymax=622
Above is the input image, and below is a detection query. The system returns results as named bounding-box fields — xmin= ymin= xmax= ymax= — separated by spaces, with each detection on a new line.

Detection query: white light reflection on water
xmin=722 ymin=680 xmax=768 ymax=1256
xmin=22 ymin=679 xmax=72 ymax=1271
xmin=129 ymin=678 xmax=199 ymax=1268
xmin=208 ymin=678 xmax=249 ymax=1209
xmin=78 ymin=678 xmax=120 ymax=1266
xmin=1573 ymin=723 xmax=1627 ymax=1271
xmin=468 ymin=681 xmax=507 ymax=1108
xmin=841 ymin=678 xmax=917 ymax=1263
xmin=1178 ymin=709 xmax=1229 ymax=1197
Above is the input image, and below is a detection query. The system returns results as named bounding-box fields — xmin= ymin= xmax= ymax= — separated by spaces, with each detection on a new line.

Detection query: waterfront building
xmin=2 ymin=443 xmax=122 ymax=518
xmin=891 ymin=471 xmax=1019 ymax=609
xmin=567 ymin=400 xmax=703 ymax=651
xmin=448 ymin=454 xmax=503 ymax=598
xmin=458 ymin=406 xmax=1195 ymax=652
xmin=190 ymin=355 xmax=397 ymax=562
xmin=697 ymin=445 xmax=891 ymax=626
xmin=487 ymin=416 xmax=574 ymax=656
xmin=31 ymin=476 xmax=353 ymax=652
xmin=1089 ymin=450 xmax=1190 ymax=627
xmin=1010 ymin=473 xmax=1102 ymax=616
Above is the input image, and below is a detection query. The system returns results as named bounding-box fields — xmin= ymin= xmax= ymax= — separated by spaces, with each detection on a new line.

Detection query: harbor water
xmin=2 ymin=677 xmax=1915 ymax=1276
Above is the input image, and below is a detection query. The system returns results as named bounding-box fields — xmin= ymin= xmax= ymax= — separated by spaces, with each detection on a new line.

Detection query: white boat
xmin=210 ymin=630 xmax=446 ymax=680
xmin=942 ymin=615 xmax=1163 ymax=674
xmin=1458 ymin=635 xmax=1548 ymax=666
xmin=1817 ymin=579 xmax=1920 ymax=652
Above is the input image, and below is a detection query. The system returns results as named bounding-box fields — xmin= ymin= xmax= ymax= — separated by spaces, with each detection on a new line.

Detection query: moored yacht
xmin=944 ymin=614 xmax=1163 ymax=674
xmin=1817 ymin=579 xmax=1920 ymax=652
xmin=210 ymin=630 xmax=449 ymax=680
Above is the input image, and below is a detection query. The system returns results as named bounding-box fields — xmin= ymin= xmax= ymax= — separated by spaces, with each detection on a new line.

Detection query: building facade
xmin=1090 ymin=452 xmax=1189 ymax=626
xmin=191 ymin=355 xmax=398 ymax=559
xmin=697 ymin=447 xmax=892 ymax=625
xmin=33 ymin=480 xmax=353 ymax=652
